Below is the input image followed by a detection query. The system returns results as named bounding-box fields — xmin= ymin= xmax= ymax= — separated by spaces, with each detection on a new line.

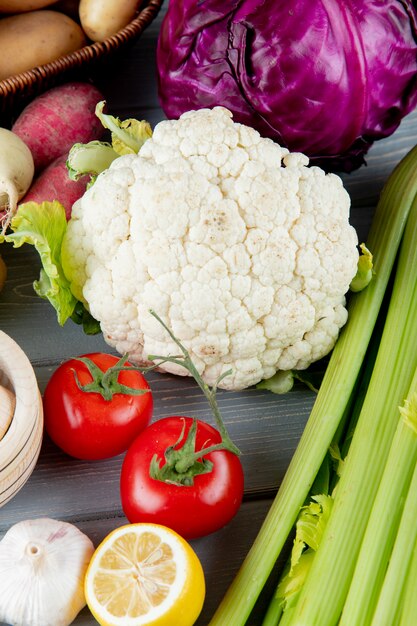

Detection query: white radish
xmin=0 ymin=127 xmax=34 ymax=233
xmin=0 ymin=383 xmax=15 ymax=440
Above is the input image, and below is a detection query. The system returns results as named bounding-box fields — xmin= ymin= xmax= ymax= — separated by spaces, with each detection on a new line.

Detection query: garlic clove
xmin=0 ymin=518 xmax=95 ymax=626
xmin=0 ymin=383 xmax=15 ymax=440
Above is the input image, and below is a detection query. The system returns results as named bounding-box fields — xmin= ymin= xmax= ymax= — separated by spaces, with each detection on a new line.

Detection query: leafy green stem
xmin=73 ymin=354 xmax=149 ymax=401
xmin=147 ymin=309 xmax=240 ymax=456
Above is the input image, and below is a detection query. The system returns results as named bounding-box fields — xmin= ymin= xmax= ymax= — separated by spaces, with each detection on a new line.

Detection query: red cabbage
xmin=156 ymin=0 xmax=417 ymax=171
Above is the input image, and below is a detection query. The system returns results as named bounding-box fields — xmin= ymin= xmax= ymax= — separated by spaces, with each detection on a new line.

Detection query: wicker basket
xmin=0 ymin=0 xmax=164 ymax=116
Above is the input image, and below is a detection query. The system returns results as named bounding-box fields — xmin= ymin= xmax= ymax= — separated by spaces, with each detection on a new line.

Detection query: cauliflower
xmin=62 ymin=107 xmax=359 ymax=390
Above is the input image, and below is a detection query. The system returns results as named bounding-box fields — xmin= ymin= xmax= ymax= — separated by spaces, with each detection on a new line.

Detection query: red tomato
xmin=120 ymin=416 xmax=244 ymax=539
xmin=43 ymin=353 xmax=153 ymax=460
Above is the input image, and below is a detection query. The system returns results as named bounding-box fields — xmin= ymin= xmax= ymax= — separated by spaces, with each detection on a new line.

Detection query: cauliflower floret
xmin=63 ymin=107 xmax=359 ymax=390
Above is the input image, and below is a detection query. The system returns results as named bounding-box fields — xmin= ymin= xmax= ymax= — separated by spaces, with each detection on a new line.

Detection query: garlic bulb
xmin=0 ymin=518 xmax=95 ymax=626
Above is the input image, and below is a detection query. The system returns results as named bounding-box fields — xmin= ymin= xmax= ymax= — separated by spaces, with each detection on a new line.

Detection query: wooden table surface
xmin=2 ymin=5 xmax=417 ymax=625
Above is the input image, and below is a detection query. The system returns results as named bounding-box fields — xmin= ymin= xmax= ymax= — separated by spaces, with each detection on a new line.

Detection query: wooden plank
xmin=0 ymin=241 xmax=110 ymax=362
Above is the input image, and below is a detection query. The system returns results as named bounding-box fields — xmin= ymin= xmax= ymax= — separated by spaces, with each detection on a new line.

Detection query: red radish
xmin=19 ymin=153 xmax=89 ymax=220
xmin=12 ymin=82 xmax=105 ymax=172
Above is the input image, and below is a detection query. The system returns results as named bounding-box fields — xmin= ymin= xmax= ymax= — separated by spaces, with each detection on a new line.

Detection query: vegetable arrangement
xmin=42 ymin=311 xmax=244 ymax=539
xmin=119 ymin=314 xmax=244 ymax=539
xmin=0 ymin=81 xmax=103 ymax=234
xmin=157 ymin=0 xmax=417 ymax=172
xmin=7 ymin=312 xmax=241 ymax=624
xmin=206 ymin=142 xmax=417 ymax=625
xmin=0 ymin=0 xmax=141 ymax=80
xmin=0 ymin=311 xmax=241 ymax=624
xmin=6 ymin=104 xmax=360 ymax=391
xmin=0 ymin=2 xmax=416 ymax=614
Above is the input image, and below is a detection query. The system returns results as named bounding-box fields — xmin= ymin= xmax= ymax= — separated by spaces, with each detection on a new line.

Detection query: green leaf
xmin=256 ymin=370 xmax=295 ymax=394
xmin=350 ymin=243 xmax=374 ymax=292
xmin=112 ymin=119 xmax=153 ymax=156
xmin=399 ymin=392 xmax=417 ymax=435
xmin=95 ymin=101 xmax=153 ymax=155
xmin=149 ymin=418 xmax=215 ymax=486
xmin=257 ymin=365 xmax=326 ymax=395
xmin=72 ymin=353 xmax=150 ymax=400
xmin=66 ymin=141 xmax=119 ymax=181
xmin=276 ymin=550 xmax=316 ymax=610
xmin=4 ymin=201 xmax=77 ymax=325
xmin=70 ymin=300 xmax=101 ymax=335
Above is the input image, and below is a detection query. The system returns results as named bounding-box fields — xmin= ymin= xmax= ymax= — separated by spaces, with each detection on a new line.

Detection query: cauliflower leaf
xmin=67 ymin=141 xmax=119 ymax=182
xmin=66 ymin=102 xmax=153 ymax=183
xmin=4 ymin=201 xmax=100 ymax=334
xmin=95 ymin=101 xmax=152 ymax=155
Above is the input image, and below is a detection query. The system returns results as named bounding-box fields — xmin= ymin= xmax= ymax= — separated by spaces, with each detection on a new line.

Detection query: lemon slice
xmin=85 ymin=523 xmax=205 ymax=626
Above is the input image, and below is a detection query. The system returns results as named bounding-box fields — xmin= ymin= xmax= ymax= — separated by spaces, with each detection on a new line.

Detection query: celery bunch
xmin=208 ymin=144 xmax=417 ymax=626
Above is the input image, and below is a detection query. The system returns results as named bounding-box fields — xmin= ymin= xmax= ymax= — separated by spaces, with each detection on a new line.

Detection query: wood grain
xmin=1 ymin=3 xmax=417 ymax=624
xmin=0 ymin=384 xmax=15 ymax=440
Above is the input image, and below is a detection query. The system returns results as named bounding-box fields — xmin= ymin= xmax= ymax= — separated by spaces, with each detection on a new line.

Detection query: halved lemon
xmin=85 ymin=523 xmax=205 ymax=626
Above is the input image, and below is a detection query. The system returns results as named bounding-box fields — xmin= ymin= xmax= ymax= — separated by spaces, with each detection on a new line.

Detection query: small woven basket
xmin=0 ymin=0 xmax=164 ymax=116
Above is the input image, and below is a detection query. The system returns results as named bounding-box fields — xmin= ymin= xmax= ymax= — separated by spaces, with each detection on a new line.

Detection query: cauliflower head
xmin=62 ymin=107 xmax=359 ymax=390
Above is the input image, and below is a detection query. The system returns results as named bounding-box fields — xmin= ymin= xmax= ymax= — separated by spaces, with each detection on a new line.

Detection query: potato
xmin=0 ymin=11 xmax=86 ymax=81
xmin=79 ymin=0 xmax=140 ymax=42
xmin=0 ymin=0 xmax=57 ymax=12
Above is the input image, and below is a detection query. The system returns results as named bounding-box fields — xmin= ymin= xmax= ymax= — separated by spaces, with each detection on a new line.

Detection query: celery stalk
xmin=370 ymin=396 xmax=417 ymax=626
xmin=277 ymin=606 xmax=296 ymax=626
xmin=263 ymin=329 xmax=379 ymax=626
xmin=398 ymin=517 xmax=417 ymax=625
xmin=340 ymin=370 xmax=417 ymax=626
xmin=262 ymin=599 xmax=283 ymax=626
xmin=263 ymin=602 xmax=290 ymax=626
xmin=208 ymin=145 xmax=417 ymax=626
xmin=285 ymin=193 xmax=417 ymax=625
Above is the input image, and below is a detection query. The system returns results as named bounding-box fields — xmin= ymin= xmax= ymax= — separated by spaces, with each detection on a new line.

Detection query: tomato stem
xmin=143 ymin=310 xmax=241 ymax=486
xmin=149 ymin=417 xmax=238 ymax=486
xmin=72 ymin=354 xmax=150 ymax=401
xmin=147 ymin=309 xmax=240 ymax=456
